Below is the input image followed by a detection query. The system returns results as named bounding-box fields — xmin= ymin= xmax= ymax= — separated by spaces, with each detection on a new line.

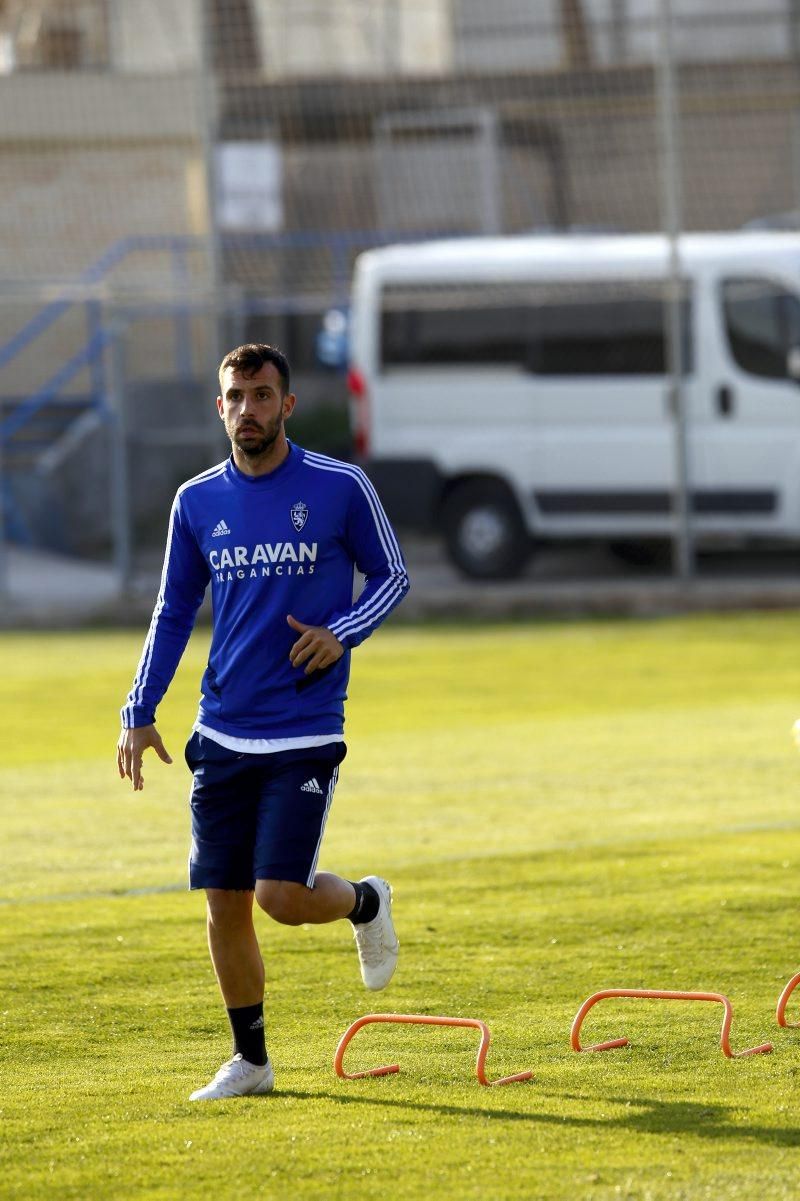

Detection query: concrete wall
xmin=2 ymin=55 xmax=799 ymax=405
xmin=0 ymin=70 xmax=213 ymax=395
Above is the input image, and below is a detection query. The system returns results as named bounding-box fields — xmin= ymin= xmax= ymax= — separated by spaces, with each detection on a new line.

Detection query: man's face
xmin=217 ymin=362 xmax=295 ymax=458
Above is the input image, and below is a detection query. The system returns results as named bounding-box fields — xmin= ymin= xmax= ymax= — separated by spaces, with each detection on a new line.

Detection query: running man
xmin=117 ymin=343 xmax=409 ymax=1101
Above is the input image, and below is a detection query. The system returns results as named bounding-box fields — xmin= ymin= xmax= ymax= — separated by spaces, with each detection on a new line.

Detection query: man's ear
xmin=216 ymin=396 xmax=224 ymax=420
xmin=283 ymin=392 xmax=297 ymax=420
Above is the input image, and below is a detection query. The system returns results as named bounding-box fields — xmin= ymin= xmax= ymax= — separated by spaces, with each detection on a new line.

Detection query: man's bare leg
xmin=254 ymin=872 xmax=355 ymax=926
xmin=255 ymin=871 xmax=399 ymax=992
xmin=189 ymin=888 xmax=275 ymax=1100
xmin=205 ymin=888 xmax=264 ymax=1006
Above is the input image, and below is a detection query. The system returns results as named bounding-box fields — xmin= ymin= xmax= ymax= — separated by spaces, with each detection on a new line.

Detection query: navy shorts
xmin=185 ymin=732 xmax=347 ymax=891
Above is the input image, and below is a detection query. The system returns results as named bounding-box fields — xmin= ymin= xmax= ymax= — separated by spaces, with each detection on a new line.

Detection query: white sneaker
xmin=189 ymin=1053 xmax=275 ymax=1101
xmin=352 ymin=875 xmax=399 ymax=991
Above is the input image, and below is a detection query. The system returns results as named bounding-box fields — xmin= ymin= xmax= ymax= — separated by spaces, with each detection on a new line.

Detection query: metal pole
xmin=0 ymin=409 xmax=8 ymax=603
xmin=657 ymin=0 xmax=693 ymax=581
xmin=107 ymin=322 xmax=132 ymax=593
xmin=198 ymin=0 xmax=226 ymax=461
xmin=789 ymin=0 xmax=800 ymax=209
xmin=478 ymin=108 xmax=502 ymax=235
xmin=610 ymin=0 xmax=627 ymax=64
xmin=385 ymin=0 xmax=401 ymax=72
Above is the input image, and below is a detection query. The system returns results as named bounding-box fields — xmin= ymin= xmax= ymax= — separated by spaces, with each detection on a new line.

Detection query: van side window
xmin=381 ymin=284 xmax=528 ymax=366
xmin=722 ymin=277 xmax=800 ymax=380
xmin=380 ymin=280 xmax=691 ymax=375
xmin=531 ymin=285 xmax=692 ymax=376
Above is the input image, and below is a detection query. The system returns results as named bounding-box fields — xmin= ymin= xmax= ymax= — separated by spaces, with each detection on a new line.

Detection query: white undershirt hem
xmin=194 ymin=721 xmax=344 ymax=755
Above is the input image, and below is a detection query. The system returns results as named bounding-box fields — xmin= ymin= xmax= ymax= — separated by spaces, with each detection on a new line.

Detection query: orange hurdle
xmin=334 ymin=1013 xmax=533 ymax=1087
xmin=571 ymin=989 xmax=773 ymax=1059
xmin=776 ymin=973 xmax=800 ymax=1027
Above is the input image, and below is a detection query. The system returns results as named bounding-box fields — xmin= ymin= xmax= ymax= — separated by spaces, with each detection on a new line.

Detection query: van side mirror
xmin=787 ymin=347 xmax=800 ymax=380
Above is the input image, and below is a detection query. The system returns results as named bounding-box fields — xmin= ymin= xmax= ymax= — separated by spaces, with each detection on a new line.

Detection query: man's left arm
xmin=287 ymin=613 xmax=345 ymax=675
xmin=324 ymin=468 xmax=410 ymax=650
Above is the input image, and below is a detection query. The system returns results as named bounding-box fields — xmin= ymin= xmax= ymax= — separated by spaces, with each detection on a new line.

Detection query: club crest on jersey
xmin=290 ymin=501 xmax=309 ymax=532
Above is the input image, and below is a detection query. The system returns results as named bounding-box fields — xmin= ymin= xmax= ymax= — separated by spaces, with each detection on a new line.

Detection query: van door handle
xmin=716 ymin=385 xmax=734 ymax=417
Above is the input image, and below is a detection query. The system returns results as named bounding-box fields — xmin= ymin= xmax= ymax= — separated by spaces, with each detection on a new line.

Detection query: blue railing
xmin=1 ymin=328 xmax=112 ymax=443
xmin=0 ymin=226 xmax=459 ymax=449
xmin=0 ymin=227 xmax=462 ymax=548
xmin=0 ymin=234 xmax=204 ymax=444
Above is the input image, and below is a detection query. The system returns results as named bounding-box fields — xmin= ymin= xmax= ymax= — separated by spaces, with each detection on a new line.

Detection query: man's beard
xmin=229 ymin=416 xmax=282 ymax=458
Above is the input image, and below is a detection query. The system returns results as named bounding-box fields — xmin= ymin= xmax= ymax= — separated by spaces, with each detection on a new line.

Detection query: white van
xmin=347 ymin=232 xmax=800 ymax=578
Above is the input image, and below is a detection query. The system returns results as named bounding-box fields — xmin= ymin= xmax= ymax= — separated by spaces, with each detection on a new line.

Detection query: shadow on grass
xmin=273 ymin=1088 xmax=800 ymax=1146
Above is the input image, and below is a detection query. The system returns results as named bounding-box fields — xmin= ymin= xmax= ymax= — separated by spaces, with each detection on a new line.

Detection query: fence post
xmin=0 ymin=409 xmax=7 ymax=603
xmin=657 ymin=0 xmax=693 ymax=582
xmin=107 ymin=322 xmax=132 ymax=593
xmin=199 ymin=0 xmax=224 ymax=377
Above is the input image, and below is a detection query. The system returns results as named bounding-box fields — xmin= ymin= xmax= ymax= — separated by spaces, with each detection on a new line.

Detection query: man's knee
xmin=255 ymin=880 xmax=309 ymax=926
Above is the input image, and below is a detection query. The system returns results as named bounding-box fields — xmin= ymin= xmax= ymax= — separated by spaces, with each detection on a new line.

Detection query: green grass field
xmin=3 ymin=614 xmax=800 ymax=1200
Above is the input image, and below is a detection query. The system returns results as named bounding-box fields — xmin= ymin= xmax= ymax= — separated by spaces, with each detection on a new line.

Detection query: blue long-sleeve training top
xmin=121 ymin=443 xmax=410 ymax=741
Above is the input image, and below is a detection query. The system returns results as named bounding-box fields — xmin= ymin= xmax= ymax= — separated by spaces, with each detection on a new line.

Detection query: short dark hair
xmin=219 ymin=343 xmax=291 ymax=395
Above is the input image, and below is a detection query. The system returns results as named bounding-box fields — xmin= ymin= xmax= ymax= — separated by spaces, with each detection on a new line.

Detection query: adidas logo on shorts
xmin=300 ymin=777 xmax=324 ymax=794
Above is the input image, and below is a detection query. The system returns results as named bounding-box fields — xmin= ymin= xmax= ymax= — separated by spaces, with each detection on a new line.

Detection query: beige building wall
xmin=253 ymin=0 xmax=452 ymax=78
xmin=111 ymin=0 xmax=202 ymax=71
xmin=0 ymin=70 xmax=211 ymax=394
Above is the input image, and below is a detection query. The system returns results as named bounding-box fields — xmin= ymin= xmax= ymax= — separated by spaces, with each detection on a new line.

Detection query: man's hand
xmin=287 ymin=614 xmax=345 ymax=676
xmin=117 ymin=724 xmax=173 ymax=791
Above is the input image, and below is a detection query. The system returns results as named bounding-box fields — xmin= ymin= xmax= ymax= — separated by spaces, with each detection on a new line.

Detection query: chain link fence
xmin=2 ymin=0 xmax=800 ymax=597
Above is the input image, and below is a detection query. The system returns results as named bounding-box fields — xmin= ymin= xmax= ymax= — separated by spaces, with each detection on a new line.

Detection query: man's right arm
xmin=117 ymin=724 xmax=173 ymax=791
xmin=118 ymin=492 xmax=209 ymax=786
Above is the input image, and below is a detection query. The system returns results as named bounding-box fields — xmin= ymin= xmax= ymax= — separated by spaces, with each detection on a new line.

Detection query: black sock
xmin=226 ymin=1002 xmax=267 ymax=1066
xmin=347 ymin=880 xmax=380 ymax=924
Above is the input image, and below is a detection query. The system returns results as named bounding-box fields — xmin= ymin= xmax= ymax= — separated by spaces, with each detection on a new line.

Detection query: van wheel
xmin=441 ymin=481 xmax=530 ymax=580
